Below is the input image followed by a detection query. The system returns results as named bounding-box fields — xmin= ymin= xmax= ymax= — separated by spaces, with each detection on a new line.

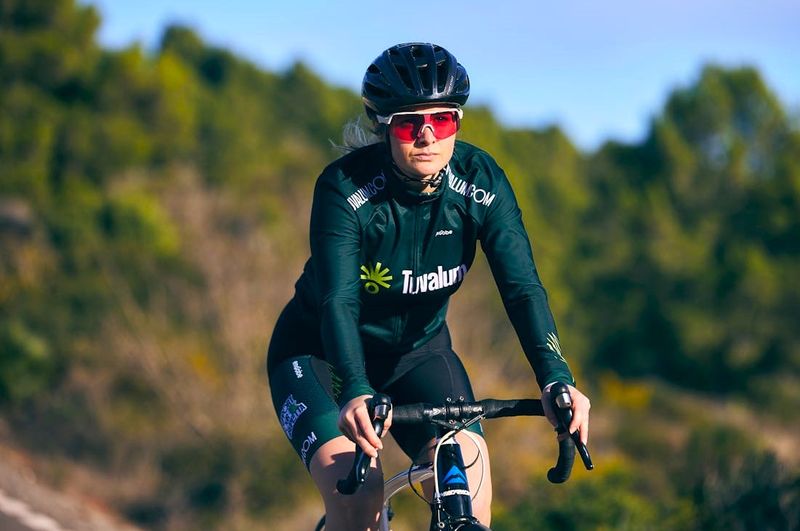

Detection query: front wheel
xmin=453 ymin=523 xmax=491 ymax=531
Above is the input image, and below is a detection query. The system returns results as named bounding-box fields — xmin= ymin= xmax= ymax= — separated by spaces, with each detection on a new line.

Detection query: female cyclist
xmin=266 ymin=42 xmax=591 ymax=530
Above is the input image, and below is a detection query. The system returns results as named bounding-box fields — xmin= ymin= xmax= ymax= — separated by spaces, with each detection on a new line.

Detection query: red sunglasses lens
xmin=389 ymin=111 xmax=460 ymax=142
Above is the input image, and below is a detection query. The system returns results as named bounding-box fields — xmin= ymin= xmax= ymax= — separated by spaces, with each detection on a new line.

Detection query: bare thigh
xmin=310 ymin=436 xmax=385 ymax=531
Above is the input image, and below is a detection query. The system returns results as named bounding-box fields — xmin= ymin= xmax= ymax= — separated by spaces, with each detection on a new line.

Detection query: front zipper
xmin=394 ymin=204 xmax=422 ymax=345
xmin=413 ymin=205 xmax=421 ymax=276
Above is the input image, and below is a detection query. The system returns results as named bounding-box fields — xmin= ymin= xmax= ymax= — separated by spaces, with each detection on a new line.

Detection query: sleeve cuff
xmin=337 ymin=383 xmax=377 ymax=408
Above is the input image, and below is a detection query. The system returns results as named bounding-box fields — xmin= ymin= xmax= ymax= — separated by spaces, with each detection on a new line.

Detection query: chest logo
xmin=347 ymin=173 xmax=386 ymax=211
xmin=402 ymin=264 xmax=468 ymax=294
xmin=447 ymin=173 xmax=496 ymax=207
xmin=360 ymin=262 xmax=393 ymax=294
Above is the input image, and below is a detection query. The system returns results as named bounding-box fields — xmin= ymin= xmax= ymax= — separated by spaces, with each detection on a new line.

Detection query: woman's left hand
xmin=542 ymin=383 xmax=591 ymax=445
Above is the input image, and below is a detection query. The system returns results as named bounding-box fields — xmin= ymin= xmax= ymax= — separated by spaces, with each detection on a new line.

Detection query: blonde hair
xmin=331 ymin=116 xmax=385 ymax=154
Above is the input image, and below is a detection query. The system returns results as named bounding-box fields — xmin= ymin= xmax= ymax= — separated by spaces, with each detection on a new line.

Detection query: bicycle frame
xmin=381 ymin=435 xmax=481 ymax=531
xmin=380 ymin=423 xmax=487 ymax=530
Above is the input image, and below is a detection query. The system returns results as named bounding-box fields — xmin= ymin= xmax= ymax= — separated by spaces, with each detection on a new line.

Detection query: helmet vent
xmin=436 ymin=61 xmax=448 ymax=93
xmin=395 ymin=63 xmax=414 ymax=90
xmin=409 ymin=45 xmax=425 ymax=59
xmin=367 ymin=83 xmax=391 ymax=99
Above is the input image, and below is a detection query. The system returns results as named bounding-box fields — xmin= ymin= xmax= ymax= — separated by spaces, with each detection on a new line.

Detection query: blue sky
xmin=88 ymin=0 xmax=799 ymax=151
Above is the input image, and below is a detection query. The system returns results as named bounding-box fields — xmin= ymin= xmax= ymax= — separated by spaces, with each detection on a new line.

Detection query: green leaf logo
xmin=546 ymin=332 xmax=567 ymax=363
xmin=360 ymin=262 xmax=392 ymax=294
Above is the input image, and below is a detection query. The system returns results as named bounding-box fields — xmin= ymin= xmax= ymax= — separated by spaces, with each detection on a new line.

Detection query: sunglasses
xmin=376 ymin=108 xmax=463 ymax=143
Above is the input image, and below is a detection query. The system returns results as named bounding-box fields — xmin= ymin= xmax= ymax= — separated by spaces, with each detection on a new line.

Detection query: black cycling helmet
xmin=362 ymin=42 xmax=470 ymax=118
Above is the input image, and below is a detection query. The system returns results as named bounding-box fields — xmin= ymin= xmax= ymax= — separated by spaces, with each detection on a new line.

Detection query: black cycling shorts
xmin=267 ymin=325 xmax=483 ymax=469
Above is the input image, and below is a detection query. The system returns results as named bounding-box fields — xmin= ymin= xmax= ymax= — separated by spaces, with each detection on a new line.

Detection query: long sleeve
xmin=478 ymin=167 xmax=575 ymax=390
xmin=309 ymin=172 xmax=375 ymax=406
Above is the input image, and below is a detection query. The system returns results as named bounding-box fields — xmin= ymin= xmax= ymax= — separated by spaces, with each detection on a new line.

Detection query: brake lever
xmin=551 ymin=383 xmax=594 ymax=471
xmin=336 ymin=393 xmax=392 ymax=495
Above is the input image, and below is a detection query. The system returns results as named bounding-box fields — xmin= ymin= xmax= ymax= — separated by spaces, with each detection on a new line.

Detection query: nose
xmin=415 ymin=124 xmax=436 ymax=144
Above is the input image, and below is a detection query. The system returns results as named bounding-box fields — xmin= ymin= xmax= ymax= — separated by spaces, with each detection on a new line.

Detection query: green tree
xmin=576 ymin=66 xmax=800 ymax=395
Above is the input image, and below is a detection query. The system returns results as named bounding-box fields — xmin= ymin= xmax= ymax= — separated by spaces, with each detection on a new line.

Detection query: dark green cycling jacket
xmin=278 ymin=140 xmax=574 ymax=406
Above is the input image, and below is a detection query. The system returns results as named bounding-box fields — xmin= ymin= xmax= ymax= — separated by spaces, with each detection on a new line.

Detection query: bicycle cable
xmin=405 ymin=419 xmax=486 ymax=505
xmin=432 ymin=428 xmax=486 ymax=504
xmin=407 ymin=463 xmax=429 ymax=503
xmin=462 ymin=429 xmax=486 ymax=500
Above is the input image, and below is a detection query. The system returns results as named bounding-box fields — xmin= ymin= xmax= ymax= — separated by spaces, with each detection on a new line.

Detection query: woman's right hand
xmin=337 ymin=394 xmax=392 ymax=458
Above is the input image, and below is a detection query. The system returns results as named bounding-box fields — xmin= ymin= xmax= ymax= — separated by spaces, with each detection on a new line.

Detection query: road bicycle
xmin=314 ymin=382 xmax=594 ymax=531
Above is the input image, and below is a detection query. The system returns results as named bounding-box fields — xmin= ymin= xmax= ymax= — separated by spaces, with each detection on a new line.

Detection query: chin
xmin=411 ymin=162 xmax=443 ymax=177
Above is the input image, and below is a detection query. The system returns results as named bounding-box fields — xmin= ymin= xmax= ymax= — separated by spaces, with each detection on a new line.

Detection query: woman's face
xmin=387 ymin=106 xmax=458 ymax=182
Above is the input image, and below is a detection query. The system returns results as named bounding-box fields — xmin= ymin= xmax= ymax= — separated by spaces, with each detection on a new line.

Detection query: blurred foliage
xmin=0 ymin=319 xmax=55 ymax=402
xmin=494 ymin=459 xmax=696 ymax=530
xmin=0 ymin=1 xmax=798 ymax=529
xmin=677 ymin=425 xmax=800 ymax=530
xmin=575 ymin=65 xmax=800 ymax=395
